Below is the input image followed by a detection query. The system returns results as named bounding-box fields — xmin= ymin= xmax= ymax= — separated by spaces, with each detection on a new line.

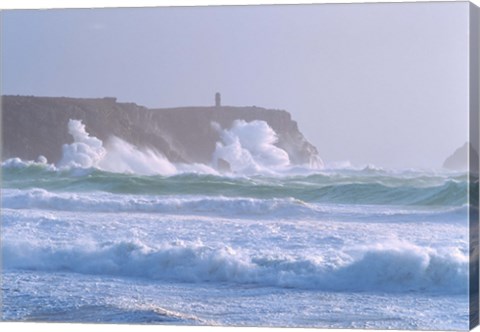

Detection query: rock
xmin=1 ymin=95 xmax=322 ymax=167
xmin=443 ymin=142 xmax=478 ymax=171
xmin=216 ymin=158 xmax=231 ymax=173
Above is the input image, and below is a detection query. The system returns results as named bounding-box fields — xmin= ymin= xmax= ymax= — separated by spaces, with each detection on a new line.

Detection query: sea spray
xmin=59 ymin=118 xmax=311 ymax=176
xmin=100 ymin=136 xmax=176 ymax=176
xmin=60 ymin=119 xmax=294 ymax=175
xmin=59 ymin=119 xmax=106 ymax=169
xmin=58 ymin=119 xmax=177 ymax=175
xmin=212 ymin=120 xmax=290 ymax=173
xmin=5 ymin=118 xmax=324 ymax=176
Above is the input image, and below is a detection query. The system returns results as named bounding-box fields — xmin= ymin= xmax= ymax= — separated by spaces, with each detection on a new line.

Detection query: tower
xmin=215 ymin=92 xmax=221 ymax=107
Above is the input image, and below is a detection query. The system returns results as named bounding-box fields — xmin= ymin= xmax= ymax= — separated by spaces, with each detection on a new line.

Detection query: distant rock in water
xmin=2 ymin=95 xmax=322 ymax=168
xmin=442 ymin=142 xmax=478 ymax=171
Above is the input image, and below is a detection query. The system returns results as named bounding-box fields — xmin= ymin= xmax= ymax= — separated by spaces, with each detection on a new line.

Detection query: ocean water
xmin=0 ymin=120 xmax=473 ymax=329
xmin=1 ymin=162 xmax=472 ymax=329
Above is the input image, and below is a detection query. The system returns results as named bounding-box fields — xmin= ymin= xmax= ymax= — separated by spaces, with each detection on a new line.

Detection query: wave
xmin=34 ymin=118 xmax=315 ymax=176
xmin=212 ymin=120 xmax=292 ymax=173
xmin=58 ymin=119 xmax=200 ymax=176
xmin=305 ymin=180 xmax=468 ymax=206
xmin=2 ymin=239 xmax=467 ymax=294
xmin=1 ymin=189 xmax=315 ymax=219
xmin=2 ymin=188 xmax=469 ymax=224
xmin=2 ymin=163 xmax=469 ymax=207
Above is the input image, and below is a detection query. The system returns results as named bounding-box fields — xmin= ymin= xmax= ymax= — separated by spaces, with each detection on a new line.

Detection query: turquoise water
xmin=2 ymin=161 xmax=470 ymax=206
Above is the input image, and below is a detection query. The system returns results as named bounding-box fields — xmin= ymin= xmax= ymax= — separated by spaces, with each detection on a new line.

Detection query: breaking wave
xmin=2 ymin=189 xmax=314 ymax=219
xmin=11 ymin=119 xmax=305 ymax=177
xmin=2 ymin=163 xmax=469 ymax=207
xmin=212 ymin=120 xmax=291 ymax=173
xmin=58 ymin=119 xmax=201 ymax=176
xmin=2 ymin=239 xmax=467 ymax=294
xmin=1 ymin=119 xmax=470 ymax=209
xmin=1 ymin=188 xmax=467 ymax=223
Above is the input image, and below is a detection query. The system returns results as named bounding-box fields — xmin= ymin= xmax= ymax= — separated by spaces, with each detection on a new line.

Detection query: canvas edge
xmin=0 ymin=2 xmax=476 ymax=330
xmin=0 ymin=8 xmax=4 ymax=323
xmin=470 ymin=1 xmax=480 ymax=330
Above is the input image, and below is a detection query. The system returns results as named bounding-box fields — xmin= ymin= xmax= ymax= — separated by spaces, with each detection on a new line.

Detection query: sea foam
xmin=42 ymin=119 xmax=300 ymax=176
xmin=1 ymin=188 xmax=316 ymax=219
xmin=2 ymin=239 xmax=467 ymax=294
xmin=58 ymin=119 xmax=178 ymax=175
xmin=212 ymin=120 xmax=291 ymax=174
xmin=59 ymin=119 xmax=106 ymax=169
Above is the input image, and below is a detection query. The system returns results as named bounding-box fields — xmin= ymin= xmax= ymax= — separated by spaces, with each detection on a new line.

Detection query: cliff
xmin=1 ymin=95 xmax=322 ymax=168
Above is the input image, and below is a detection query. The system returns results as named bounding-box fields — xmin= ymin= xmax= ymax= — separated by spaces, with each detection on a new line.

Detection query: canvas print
xmin=1 ymin=1 xmax=479 ymax=330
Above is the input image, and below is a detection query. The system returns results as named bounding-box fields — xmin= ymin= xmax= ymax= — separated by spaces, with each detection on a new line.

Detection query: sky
xmin=1 ymin=2 xmax=470 ymax=169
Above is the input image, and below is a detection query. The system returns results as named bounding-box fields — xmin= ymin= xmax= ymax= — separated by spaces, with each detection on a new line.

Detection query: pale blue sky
xmin=1 ymin=2 xmax=470 ymax=168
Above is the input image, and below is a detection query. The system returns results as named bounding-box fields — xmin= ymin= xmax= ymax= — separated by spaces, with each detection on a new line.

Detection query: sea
xmin=0 ymin=119 xmax=473 ymax=330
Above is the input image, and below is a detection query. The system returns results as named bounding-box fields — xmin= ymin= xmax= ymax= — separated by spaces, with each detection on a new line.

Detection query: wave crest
xmin=3 ymin=240 xmax=467 ymax=294
xmin=212 ymin=120 xmax=291 ymax=174
xmin=1 ymin=189 xmax=314 ymax=218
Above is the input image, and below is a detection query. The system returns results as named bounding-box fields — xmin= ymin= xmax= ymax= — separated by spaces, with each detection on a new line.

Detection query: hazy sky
xmin=1 ymin=2 xmax=470 ymax=169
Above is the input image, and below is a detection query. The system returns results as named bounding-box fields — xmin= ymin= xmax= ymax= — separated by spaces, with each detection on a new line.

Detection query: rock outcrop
xmin=2 ymin=95 xmax=322 ymax=167
xmin=442 ymin=142 xmax=478 ymax=171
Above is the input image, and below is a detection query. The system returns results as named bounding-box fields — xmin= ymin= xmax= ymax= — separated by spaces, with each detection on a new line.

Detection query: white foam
xmin=337 ymin=241 xmax=468 ymax=292
xmin=2 ymin=118 xmax=321 ymax=177
xmin=56 ymin=119 xmax=298 ymax=176
xmin=1 ymin=189 xmax=315 ymax=218
xmin=59 ymin=119 xmax=106 ymax=169
xmin=212 ymin=120 xmax=290 ymax=174
xmin=2 ymin=157 xmax=56 ymax=171
xmin=49 ymin=119 xmax=221 ymax=176
xmin=2 ymin=239 xmax=467 ymax=294
xmin=57 ymin=119 xmax=178 ymax=175
xmin=99 ymin=136 xmax=177 ymax=176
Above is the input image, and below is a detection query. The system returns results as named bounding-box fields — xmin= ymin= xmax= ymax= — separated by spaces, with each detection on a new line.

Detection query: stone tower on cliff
xmin=215 ymin=92 xmax=221 ymax=107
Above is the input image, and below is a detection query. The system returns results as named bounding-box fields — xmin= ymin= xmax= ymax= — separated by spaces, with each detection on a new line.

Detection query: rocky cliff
xmin=2 ymin=95 xmax=322 ymax=168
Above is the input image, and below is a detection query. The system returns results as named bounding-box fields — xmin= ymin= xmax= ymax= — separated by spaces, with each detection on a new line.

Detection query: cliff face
xmin=2 ymin=95 xmax=322 ymax=167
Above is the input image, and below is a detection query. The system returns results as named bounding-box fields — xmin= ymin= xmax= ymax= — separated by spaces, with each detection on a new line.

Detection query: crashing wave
xmin=2 ymin=239 xmax=467 ymax=294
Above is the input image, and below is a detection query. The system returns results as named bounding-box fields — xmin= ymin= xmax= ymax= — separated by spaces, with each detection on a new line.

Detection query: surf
xmin=2 ymin=238 xmax=467 ymax=294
